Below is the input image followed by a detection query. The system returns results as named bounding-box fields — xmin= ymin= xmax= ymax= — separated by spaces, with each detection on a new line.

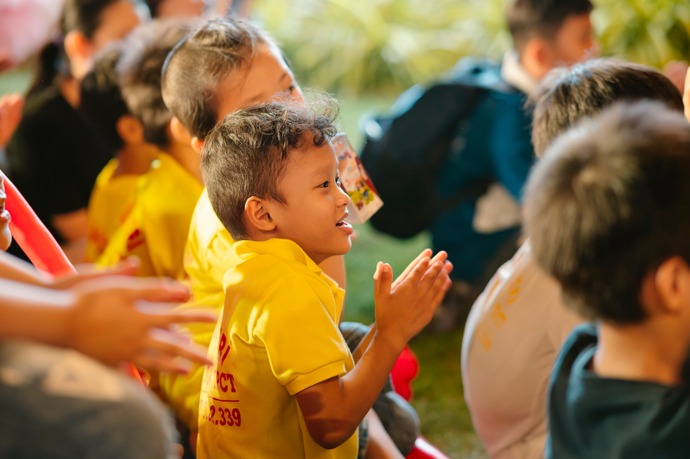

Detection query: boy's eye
xmin=335 ymin=177 xmax=342 ymax=188
xmin=319 ymin=180 xmax=330 ymax=188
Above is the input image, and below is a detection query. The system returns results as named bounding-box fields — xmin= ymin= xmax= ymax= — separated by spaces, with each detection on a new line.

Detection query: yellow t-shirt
xmin=96 ymin=154 xmax=202 ymax=279
xmin=159 ymin=189 xmax=236 ymax=427
xmin=84 ymin=159 xmax=138 ymax=262
xmin=197 ymin=238 xmax=358 ymax=459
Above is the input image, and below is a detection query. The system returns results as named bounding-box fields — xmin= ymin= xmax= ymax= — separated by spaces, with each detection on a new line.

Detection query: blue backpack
xmin=359 ymin=57 xmax=516 ymax=239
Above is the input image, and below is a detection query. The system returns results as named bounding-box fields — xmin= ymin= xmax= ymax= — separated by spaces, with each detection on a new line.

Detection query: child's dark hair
xmin=531 ymin=58 xmax=684 ymax=156
xmin=29 ymin=0 xmax=121 ymax=96
xmin=79 ymin=42 xmax=129 ymax=152
xmin=161 ymin=17 xmax=266 ymax=140
xmin=201 ymin=98 xmax=339 ymax=240
xmin=525 ymin=101 xmax=690 ymax=324
xmin=117 ymin=18 xmax=200 ymax=149
xmin=506 ymin=0 xmax=593 ymax=55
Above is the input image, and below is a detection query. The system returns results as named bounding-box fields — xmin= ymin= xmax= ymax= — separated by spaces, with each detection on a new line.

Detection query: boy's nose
xmin=336 ymin=186 xmax=350 ymax=206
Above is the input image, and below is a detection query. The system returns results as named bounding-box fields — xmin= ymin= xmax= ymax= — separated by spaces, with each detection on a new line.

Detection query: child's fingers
xmin=392 ymin=249 xmax=432 ymax=288
xmin=146 ymin=329 xmax=212 ymax=368
xmin=373 ymin=262 xmax=393 ymax=298
xmin=120 ymin=278 xmax=191 ymax=303
xmin=137 ymin=304 xmax=217 ymax=327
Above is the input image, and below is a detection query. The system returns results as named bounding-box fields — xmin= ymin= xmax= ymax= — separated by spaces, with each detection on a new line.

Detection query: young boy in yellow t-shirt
xmin=80 ymin=44 xmax=158 ymax=263
xmin=86 ymin=19 xmax=204 ymax=278
xmin=198 ymin=99 xmax=452 ymax=458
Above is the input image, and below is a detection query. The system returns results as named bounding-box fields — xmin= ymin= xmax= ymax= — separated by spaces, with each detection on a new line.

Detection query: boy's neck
xmin=594 ymin=319 xmax=690 ymax=386
xmin=166 ymin=141 xmax=202 ymax=182
xmin=113 ymin=144 xmax=159 ymax=177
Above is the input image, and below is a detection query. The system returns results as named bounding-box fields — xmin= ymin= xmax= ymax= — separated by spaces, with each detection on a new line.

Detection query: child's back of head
xmin=525 ymin=100 xmax=690 ymax=323
xmin=79 ymin=43 xmax=130 ymax=153
xmin=118 ymin=18 xmax=202 ymax=149
xmin=531 ymin=57 xmax=684 ymax=156
xmin=161 ymin=17 xmax=266 ymax=140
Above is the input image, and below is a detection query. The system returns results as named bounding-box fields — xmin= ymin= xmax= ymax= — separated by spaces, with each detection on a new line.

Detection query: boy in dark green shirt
xmin=525 ymin=100 xmax=690 ymax=459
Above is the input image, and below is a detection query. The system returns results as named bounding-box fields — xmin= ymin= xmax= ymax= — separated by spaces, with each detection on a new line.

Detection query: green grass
xmin=338 ymin=97 xmax=486 ymax=458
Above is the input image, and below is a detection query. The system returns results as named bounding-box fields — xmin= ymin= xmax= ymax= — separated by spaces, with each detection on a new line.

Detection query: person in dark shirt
xmin=524 ymin=101 xmax=690 ymax=459
xmin=6 ymin=0 xmax=144 ymax=262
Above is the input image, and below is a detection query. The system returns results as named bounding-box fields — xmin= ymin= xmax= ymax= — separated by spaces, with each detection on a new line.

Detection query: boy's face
xmin=215 ymin=42 xmax=304 ymax=121
xmin=546 ymin=13 xmax=597 ymax=71
xmin=267 ymin=140 xmax=353 ymax=265
xmin=0 ymin=176 xmax=12 ymax=251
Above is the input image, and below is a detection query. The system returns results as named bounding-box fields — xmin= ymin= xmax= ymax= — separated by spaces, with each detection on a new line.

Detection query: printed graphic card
xmin=332 ymin=133 xmax=384 ymax=224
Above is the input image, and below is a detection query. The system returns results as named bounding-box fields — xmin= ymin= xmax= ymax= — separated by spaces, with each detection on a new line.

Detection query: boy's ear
xmin=116 ymin=115 xmax=145 ymax=145
xmin=169 ymin=116 xmax=194 ymax=147
xmin=191 ymin=136 xmax=204 ymax=154
xmin=652 ymin=257 xmax=690 ymax=315
xmin=244 ymin=196 xmax=276 ymax=233
xmin=522 ymin=38 xmax=552 ymax=79
xmin=63 ymin=30 xmax=93 ymax=72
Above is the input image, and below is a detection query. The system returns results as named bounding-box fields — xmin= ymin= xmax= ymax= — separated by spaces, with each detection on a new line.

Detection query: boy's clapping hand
xmin=373 ymin=249 xmax=452 ymax=351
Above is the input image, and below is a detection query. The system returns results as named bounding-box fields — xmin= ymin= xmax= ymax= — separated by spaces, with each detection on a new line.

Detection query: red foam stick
xmin=1 ymin=170 xmax=144 ymax=384
xmin=2 ymin=173 xmax=73 ymax=278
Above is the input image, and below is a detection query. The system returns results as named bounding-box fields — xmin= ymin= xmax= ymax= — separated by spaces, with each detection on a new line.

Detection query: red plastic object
xmin=391 ymin=347 xmax=450 ymax=459
xmin=2 ymin=173 xmax=73 ymax=278
xmin=2 ymin=171 xmax=144 ymax=384
xmin=407 ymin=436 xmax=451 ymax=459
xmin=391 ymin=345 xmax=420 ymax=401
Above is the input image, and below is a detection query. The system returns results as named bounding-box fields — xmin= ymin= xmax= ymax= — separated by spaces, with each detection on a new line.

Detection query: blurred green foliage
xmin=253 ymin=0 xmax=690 ymax=95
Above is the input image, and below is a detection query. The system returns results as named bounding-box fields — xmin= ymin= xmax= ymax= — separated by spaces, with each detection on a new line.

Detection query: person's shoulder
xmin=21 ymin=86 xmax=70 ymax=123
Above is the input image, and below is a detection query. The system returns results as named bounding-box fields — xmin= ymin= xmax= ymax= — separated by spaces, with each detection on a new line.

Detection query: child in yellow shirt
xmin=87 ymin=19 xmax=203 ymax=278
xmin=198 ymin=99 xmax=452 ymax=458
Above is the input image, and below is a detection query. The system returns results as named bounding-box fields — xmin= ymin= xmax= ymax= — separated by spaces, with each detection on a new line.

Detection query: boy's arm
xmin=296 ymin=250 xmax=452 ymax=449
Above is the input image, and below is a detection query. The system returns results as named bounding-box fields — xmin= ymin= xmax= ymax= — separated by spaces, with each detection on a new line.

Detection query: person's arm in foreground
xmin=296 ymin=249 xmax=452 ymax=449
xmin=0 ymin=274 xmax=215 ymax=374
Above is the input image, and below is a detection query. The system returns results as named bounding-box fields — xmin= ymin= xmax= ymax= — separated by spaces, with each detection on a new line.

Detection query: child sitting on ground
xmin=198 ymin=99 xmax=452 ymax=458
xmin=91 ymin=18 xmax=203 ymax=277
xmin=524 ymin=100 xmax=690 ymax=458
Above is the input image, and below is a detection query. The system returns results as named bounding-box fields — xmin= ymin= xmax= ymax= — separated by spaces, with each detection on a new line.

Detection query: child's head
xmin=506 ymin=0 xmax=595 ymax=78
xmin=524 ymin=101 xmax=690 ymax=324
xmin=531 ymin=58 xmax=684 ymax=156
xmin=201 ymin=100 xmax=352 ymax=264
xmin=117 ymin=18 xmax=201 ymax=149
xmin=30 ymin=0 xmax=145 ymax=95
xmin=61 ymin=0 xmax=146 ymax=79
xmin=161 ymin=17 xmax=302 ymax=144
xmin=79 ymin=43 xmax=132 ymax=153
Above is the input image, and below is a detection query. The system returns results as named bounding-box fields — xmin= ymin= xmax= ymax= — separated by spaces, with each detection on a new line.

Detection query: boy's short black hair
xmin=525 ymin=101 xmax=690 ymax=324
xmin=531 ymin=58 xmax=684 ymax=157
xmin=506 ymin=0 xmax=593 ymax=54
xmin=161 ymin=17 xmax=266 ymax=141
xmin=79 ymin=42 xmax=129 ymax=152
xmin=117 ymin=18 xmax=201 ymax=149
xmin=201 ymin=98 xmax=338 ymax=241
